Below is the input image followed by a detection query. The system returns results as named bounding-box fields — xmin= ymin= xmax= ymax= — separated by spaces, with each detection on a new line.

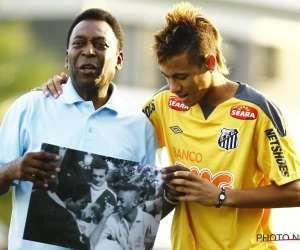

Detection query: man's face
xmin=92 ymin=168 xmax=107 ymax=187
xmin=160 ymin=51 xmax=210 ymax=107
xmin=67 ymin=197 xmax=87 ymax=215
xmin=116 ymin=190 xmax=138 ymax=217
xmin=65 ymin=20 xmax=123 ymax=95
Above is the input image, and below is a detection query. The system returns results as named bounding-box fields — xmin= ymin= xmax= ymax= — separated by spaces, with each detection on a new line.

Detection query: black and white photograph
xmin=22 ymin=143 xmax=163 ymax=250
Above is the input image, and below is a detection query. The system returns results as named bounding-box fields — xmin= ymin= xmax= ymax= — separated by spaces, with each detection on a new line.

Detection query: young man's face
xmin=116 ymin=190 xmax=138 ymax=217
xmin=67 ymin=197 xmax=87 ymax=215
xmin=92 ymin=168 xmax=107 ymax=187
xmin=160 ymin=51 xmax=211 ymax=107
xmin=65 ymin=19 xmax=123 ymax=95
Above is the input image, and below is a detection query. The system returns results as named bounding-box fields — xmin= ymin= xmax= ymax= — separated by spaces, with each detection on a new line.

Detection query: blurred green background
xmin=0 ymin=20 xmax=63 ymax=228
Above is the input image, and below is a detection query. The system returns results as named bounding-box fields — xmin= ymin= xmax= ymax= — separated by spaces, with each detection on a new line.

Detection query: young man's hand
xmin=31 ymin=72 xmax=68 ymax=98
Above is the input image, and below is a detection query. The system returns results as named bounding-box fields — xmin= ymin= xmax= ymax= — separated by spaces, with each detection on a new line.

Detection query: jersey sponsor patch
xmin=265 ymin=128 xmax=289 ymax=177
xmin=173 ymin=147 xmax=202 ymax=163
xmin=218 ymin=128 xmax=239 ymax=150
xmin=142 ymin=99 xmax=155 ymax=118
xmin=174 ymin=162 xmax=234 ymax=189
xmin=168 ymin=96 xmax=190 ymax=111
xmin=230 ymin=105 xmax=258 ymax=120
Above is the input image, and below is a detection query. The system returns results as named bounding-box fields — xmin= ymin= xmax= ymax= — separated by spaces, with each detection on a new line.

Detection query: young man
xmin=0 ymin=8 xmax=156 ymax=250
xmin=91 ymin=184 xmax=158 ymax=250
xmin=150 ymin=2 xmax=300 ymax=250
xmin=36 ymin=2 xmax=300 ymax=250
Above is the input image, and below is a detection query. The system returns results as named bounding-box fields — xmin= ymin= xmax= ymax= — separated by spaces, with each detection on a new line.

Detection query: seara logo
xmin=230 ymin=105 xmax=258 ymax=120
xmin=168 ymin=96 xmax=190 ymax=111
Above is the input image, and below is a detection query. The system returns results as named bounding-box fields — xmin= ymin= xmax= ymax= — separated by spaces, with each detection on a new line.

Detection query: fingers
xmin=49 ymin=77 xmax=60 ymax=98
xmin=11 ymin=152 xmax=61 ymax=188
xmin=164 ymin=184 xmax=186 ymax=197
xmin=61 ymin=72 xmax=69 ymax=82
xmin=161 ymin=165 xmax=190 ymax=174
xmin=25 ymin=174 xmax=50 ymax=188
xmin=32 ymin=151 xmax=60 ymax=162
xmin=53 ymin=74 xmax=65 ymax=96
xmin=162 ymin=167 xmax=191 ymax=182
xmin=41 ymin=79 xmax=53 ymax=97
xmin=31 ymin=87 xmax=43 ymax=92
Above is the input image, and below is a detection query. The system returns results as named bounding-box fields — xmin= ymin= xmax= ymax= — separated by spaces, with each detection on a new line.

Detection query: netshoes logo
xmin=264 ymin=128 xmax=289 ymax=177
xmin=168 ymin=96 xmax=190 ymax=111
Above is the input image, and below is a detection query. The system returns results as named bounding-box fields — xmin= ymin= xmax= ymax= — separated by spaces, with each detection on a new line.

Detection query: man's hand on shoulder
xmin=31 ymin=72 xmax=69 ymax=98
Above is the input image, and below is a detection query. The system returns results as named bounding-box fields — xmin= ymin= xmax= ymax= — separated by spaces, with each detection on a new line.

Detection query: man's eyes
xmin=94 ymin=41 xmax=109 ymax=49
xmin=176 ymin=75 xmax=188 ymax=80
xmin=73 ymin=40 xmax=84 ymax=46
xmin=72 ymin=40 xmax=109 ymax=49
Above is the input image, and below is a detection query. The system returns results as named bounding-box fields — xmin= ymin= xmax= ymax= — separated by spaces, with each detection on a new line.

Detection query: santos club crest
xmin=218 ymin=128 xmax=239 ymax=150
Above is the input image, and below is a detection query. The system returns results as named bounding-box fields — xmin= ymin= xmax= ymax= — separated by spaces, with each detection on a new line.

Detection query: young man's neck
xmin=200 ymin=77 xmax=238 ymax=107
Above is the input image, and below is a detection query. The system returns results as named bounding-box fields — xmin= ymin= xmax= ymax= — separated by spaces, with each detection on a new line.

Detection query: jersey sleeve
xmin=255 ymin=106 xmax=300 ymax=185
xmin=142 ymin=96 xmax=165 ymax=148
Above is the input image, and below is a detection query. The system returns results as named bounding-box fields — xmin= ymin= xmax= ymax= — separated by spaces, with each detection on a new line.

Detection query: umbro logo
xmin=170 ymin=126 xmax=183 ymax=134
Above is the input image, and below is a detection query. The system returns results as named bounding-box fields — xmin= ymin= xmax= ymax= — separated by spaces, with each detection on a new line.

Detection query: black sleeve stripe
xmin=235 ymin=83 xmax=286 ymax=137
xmin=152 ymin=84 xmax=170 ymax=97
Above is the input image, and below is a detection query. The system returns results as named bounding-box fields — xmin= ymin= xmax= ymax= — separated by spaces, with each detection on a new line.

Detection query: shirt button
xmin=89 ymin=127 xmax=93 ymax=133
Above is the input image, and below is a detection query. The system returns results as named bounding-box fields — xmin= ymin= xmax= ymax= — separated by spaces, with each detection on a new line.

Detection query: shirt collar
xmin=60 ymin=78 xmax=125 ymax=114
xmin=120 ymin=207 xmax=143 ymax=226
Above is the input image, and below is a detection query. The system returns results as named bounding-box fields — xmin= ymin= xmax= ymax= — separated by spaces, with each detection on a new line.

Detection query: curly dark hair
xmin=66 ymin=8 xmax=124 ymax=52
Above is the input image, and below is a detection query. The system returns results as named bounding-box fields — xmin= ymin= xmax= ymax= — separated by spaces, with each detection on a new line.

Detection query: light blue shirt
xmin=0 ymin=79 xmax=156 ymax=250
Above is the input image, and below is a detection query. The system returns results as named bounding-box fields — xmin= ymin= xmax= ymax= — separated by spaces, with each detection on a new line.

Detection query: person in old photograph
xmin=23 ymin=177 xmax=90 ymax=249
xmin=88 ymin=158 xmax=116 ymax=207
xmin=91 ymin=184 xmax=158 ymax=250
xmin=80 ymin=158 xmax=117 ymax=226
xmin=0 ymin=7 xmax=156 ymax=250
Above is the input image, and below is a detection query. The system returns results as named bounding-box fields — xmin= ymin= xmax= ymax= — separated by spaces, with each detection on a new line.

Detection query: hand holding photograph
xmin=22 ymin=143 xmax=163 ymax=250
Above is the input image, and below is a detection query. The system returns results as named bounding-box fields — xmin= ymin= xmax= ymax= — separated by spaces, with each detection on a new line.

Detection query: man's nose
xmin=82 ymin=43 xmax=96 ymax=56
xmin=168 ymin=78 xmax=181 ymax=94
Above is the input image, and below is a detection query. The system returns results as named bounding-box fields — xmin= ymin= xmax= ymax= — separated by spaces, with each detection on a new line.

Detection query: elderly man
xmin=0 ymin=8 xmax=156 ymax=250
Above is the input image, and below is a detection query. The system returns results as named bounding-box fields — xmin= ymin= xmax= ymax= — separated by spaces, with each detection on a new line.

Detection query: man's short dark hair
xmin=90 ymin=157 xmax=109 ymax=174
xmin=119 ymin=183 xmax=141 ymax=194
xmin=56 ymin=177 xmax=89 ymax=202
xmin=66 ymin=8 xmax=124 ymax=51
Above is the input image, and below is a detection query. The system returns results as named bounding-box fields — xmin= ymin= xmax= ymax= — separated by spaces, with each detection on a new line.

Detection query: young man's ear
xmin=206 ymin=54 xmax=216 ymax=73
xmin=115 ymin=51 xmax=124 ymax=70
xmin=65 ymin=50 xmax=69 ymax=69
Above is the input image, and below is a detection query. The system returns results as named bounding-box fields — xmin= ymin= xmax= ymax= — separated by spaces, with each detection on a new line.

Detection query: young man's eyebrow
xmin=161 ymin=71 xmax=188 ymax=77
